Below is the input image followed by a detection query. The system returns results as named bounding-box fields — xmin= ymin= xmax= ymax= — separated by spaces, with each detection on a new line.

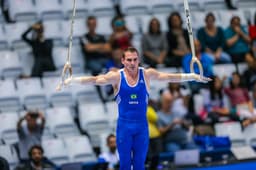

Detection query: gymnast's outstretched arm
xmin=145 ymin=68 xmax=211 ymax=83
xmin=64 ymin=71 xmax=119 ymax=86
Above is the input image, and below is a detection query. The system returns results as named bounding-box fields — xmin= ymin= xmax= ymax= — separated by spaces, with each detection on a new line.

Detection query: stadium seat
xmin=96 ymin=16 xmax=113 ymax=36
xmin=61 ymin=0 xmax=89 ymax=19
xmin=0 ymin=145 xmax=19 ymax=170
xmin=215 ymin=122 xmax=247 ymax=146
xmin=78 ymin=103 xmax=111 ymax=146
xmin=16 ymin=78 xmax=48 ymax=110
xmin=0 ymin=112 xmax=19 ymax=145
xmin=0 ymin=51 xmax=23 ymax=79
xmin=52 ymin=46 xmax=84 ymax=74
xmin=149 ymin=0 xmax=175 ymax=14
xmin=105 ymin=101 xmax=118 ymax=130
xmin=213 ymin=64 xmax=236 ymax=79
xmin=35 ymin=0 xmax=63 ymax=20
xmin=63 ymin=135 xmax=97 ymax=163
xmin=8 ymin=0 xmax=38 ymax=21
xmin=124 ymin=15 xmax=140 ymax=35
xmin=46 ymin=107 xmax=79 ymax=137
xmin=173 ymin=0 xmax=202 ymax=12
xmin=237 ymin=0 xmax=256 ymax=9
xmin=4 ymin=22 xmax=30 ymax=49
xmin=88 ymin=0 xmax=115 ymax=16
xmin=120 ymin=0 xmax=150 ymax=15
xmin=61 ymin=18 xmax=87 ymax=44
xmin=42 ymin=138 xmax=70 ymax=166
xmin=193 ymin=94 xmax=204 ymax=116
xmin=218 ymin=10 xmax=247 ymax=29
xmin=203 ymin=0 xmax=228 ymax=10
xmin=43 ymin=20 xmax=64 ymax=45
xmin=243 ymin=123 xmax=256 ymax=146
xmin=0 ymin=24 xmax=9 ymax=50
xmin=237 ymin=62 xmax=248 ymax=75
xmin=42 ymin=77 xmax=74 ymax=107
xmin=0 ymin=79 xmax=20 ymax=112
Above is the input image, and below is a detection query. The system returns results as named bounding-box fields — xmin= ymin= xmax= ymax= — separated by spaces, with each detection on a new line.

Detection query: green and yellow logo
xmin=130 ymin=94 xmax=137 ymax=99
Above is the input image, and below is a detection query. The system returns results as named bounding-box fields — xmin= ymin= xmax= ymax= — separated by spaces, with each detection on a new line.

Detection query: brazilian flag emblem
xmin=130 ymin=94 xmax=137 ymax=99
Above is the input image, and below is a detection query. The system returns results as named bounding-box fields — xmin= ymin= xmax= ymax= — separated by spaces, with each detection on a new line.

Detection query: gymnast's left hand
xmin=193 ymin=73 xmax=212 ymax=83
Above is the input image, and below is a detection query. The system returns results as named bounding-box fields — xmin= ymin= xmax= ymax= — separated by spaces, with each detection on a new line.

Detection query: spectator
xmin=146 ymin=99 xmax=163 ymax=158
xmin=98 ymin=134 xmax=119 ymax=170
xmin=249 ymin=12 xmax=256 ymax=57
xmin=80 ymin=16 xmax=111 ymax=75
xmin=197 ymin=12 xmax=231 ymax=64
xmin=224 ymin=72 xmax=256 ymax=119
xmin=22 ymin=22 xmax=56 ymax=77
xmin=166 ymin=12 xmax=190 ymax=67
xmin=17 ymin=111 xmax=45 ymax=161
xmin=141 ymin=17 xmax=168 ymax=68
xmin=201 ymin=76 xmax=239 ymax=124
xmin=168 ymin=83 xmax=190 ymax=118
xmin=225 ymin=16 xmax=253 ymax=63
xmin=157 ymin=90 xmax=197 ymax=152
xmin=15 ymin=145 xmax=55 ymax=170
xmin=182 ymin=39 xmax=214 ymax=93
xmin=242 ymin=54 xmax=256 ymax=90
xmin=109 ymin=16 xmax=133 ymax=50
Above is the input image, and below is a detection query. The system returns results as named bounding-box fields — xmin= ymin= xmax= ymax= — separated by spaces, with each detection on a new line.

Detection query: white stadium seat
xmin=0 ymin=24 xmax=9 ymax=49
xmin=63 ymin=135 xmax=97 ymax=163
xmin=149 ymin=0 xmax=175 ymax=14
xmin=88 ymin=0 xmax=115 ymax=16
xmin=16 ymin=78 xmax=48 ymax=110
xmin=120 ymin=0 xmax=150 ymax=15
xmin=42 ymin=138 xmax=70 ymax=166
xmin=35 ymin=0 xmax=63 ymax=20
xmin=0 ymin=79 xmax=20 ymax=112
xmin=61 ymin=0 xmax=89 ymax=18
xmin=0 ymin=145 xmax=19 ymax=170
xmin=43 ymin=20 xmax=63 ymax=45
xmin=96 ymin=16 xmax=113 ymax=36
xmin=9 ymin=0 xmax=37 ymax=21
xmin=0 ymin=112 xmax=19 ymax=144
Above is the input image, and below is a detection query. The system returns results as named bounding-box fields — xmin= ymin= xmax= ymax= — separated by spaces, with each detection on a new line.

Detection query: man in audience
xmin=15 ymin=145 xmax=55 ymax=170
xmin=157 ymin=90 xmax=197 ymax=152
xmin=80 ymin=15 xmax=111 ymax=75
xmin=98 ymin=134 xmax=119 ymax=170
xmin=17 ymin=111 xmax=45 ymax=161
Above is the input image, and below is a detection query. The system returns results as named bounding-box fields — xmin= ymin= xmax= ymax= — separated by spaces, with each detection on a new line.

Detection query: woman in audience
xmin=197 ymin=13 xmax=231 ymax=64
xmin=225 ymin=16 xmax=253 ymax=63
xmin=166 ymin=12 xmax=190 ymax=67
xmin=202 ymin=76 xmax=239 ymax=124
xmin=141 ymin=17 xmax=168 ymax=68
xmin=22 ymin=22 xmax=55 ymax=77
xmin=224 ymin=72 xmax=256 ymax=119
xmin=109 ymin=16 xmax=133 ymax=50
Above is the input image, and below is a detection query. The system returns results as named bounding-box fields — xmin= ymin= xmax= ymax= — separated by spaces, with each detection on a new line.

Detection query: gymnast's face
xmin=122 ymin=51 xmax=139 ymax=72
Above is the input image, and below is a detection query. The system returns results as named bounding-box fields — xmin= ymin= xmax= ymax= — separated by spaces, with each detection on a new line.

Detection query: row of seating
xmin=0 ymin=135 xmax=97 ymax=169
xmin=1 ymin=8 xmax=255 ymax=49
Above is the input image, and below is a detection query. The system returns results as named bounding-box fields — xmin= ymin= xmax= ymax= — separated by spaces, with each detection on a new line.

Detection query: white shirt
xmin=99 ymin=151 xmax=119 ymax=169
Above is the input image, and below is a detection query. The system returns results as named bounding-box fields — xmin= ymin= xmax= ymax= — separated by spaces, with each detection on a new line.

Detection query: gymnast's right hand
xmin=64 ymin=77 xmax=72 ymax=86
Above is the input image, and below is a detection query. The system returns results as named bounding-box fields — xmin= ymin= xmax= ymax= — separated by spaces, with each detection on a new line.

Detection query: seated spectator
xmin=242 ymin=54 xmax=256 ymax=90
xmin=17 ymin=111 xmax=45 ymax=161
xmin=98 ymin=134 xmax=119 ymax=170
xmin=201 ymin=76 xmax=239 ymax=124
xmin=22 ymin=22 xmax=55 ymax=77
xmin=141 ymin=17 xmax=168 ymax=68
xmin=157 ymin=90 xmax=197 ymax=152
xmin=224 ymin=72 xmax=256 ymax=119
xmin=166 ymin=12 xmax=190 ymax=67
xmin=109 ymin=16 xmax=133 ymax=50
xmin=146 ymin=99 xmax=163 ymax=158
xmin=197 ymin=12 xmax=231 ymax=64
xmin=15 ymin=145 xmax=55 ymax=170
xmin=182 ymin=39 xmax=214 ymax=93
xmin=225 ymin=16 xmax=253 ymax=63
xmin=80 ymin=16 xmax=111 ymax=76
